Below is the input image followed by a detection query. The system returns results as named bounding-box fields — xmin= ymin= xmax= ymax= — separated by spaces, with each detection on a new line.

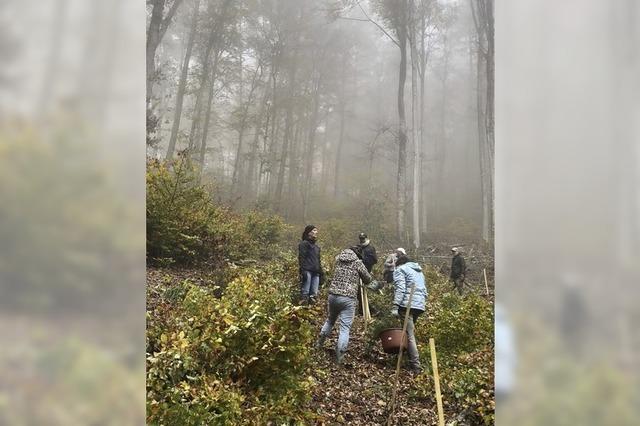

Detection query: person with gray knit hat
xmin=316 ymin=246 xmax=379 ymax=364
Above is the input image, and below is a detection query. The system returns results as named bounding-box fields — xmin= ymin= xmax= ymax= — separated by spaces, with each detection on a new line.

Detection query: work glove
xmin=390 ymin=305 xmax=399 ymax=317
xmin=367 ymin=280 xmax=380 ymax=291
xmin=319 ymin=270 xmax=326 ymax=287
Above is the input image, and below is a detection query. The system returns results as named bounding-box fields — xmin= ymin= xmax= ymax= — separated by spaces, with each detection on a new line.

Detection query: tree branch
xmin=356 ymin=1 xmax=400 ymax=48
xmin=159 ymin=0 xmax=185 ymax=41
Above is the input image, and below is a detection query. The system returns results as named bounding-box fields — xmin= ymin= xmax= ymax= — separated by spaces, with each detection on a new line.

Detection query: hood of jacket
xmin=337 ymin=249 xmax=358 ymax=263
xmin=403 ymin=261 xmax=422 ymax=272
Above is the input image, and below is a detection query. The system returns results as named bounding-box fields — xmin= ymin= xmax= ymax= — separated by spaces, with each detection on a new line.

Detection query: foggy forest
xmin=147 ymin=0 xmax=494 ymax=246
xmin=146 ymin=0 xmax=497 ymax=424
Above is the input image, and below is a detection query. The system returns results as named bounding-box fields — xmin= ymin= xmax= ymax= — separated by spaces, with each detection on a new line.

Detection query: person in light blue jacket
xmin=391 ymin=254 xmax=427 ymax=373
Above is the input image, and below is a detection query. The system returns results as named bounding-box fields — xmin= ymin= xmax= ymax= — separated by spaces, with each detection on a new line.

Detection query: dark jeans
xmin=452 ymin=276 xmax=465 ymax=295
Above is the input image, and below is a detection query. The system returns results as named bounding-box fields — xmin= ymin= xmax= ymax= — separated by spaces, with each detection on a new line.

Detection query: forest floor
xmin=147 ymin=242 xmax=494 ymax=425
xmin=303 ymin=301 xmax=441 ymax=425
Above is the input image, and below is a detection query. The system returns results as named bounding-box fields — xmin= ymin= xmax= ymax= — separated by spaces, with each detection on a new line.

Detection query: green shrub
xmin=147 ymin=158 xmax=233 ymax=266
xmin=408 ymin=268 xmax=494 ymax=424
xmin=147 ymin=159 xmax=288 ymax=267
xmin=146 ymin=262 xmax=316 ymax=424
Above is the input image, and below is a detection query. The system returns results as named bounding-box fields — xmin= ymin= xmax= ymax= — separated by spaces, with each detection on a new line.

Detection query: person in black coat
xmin=298 ymin=225 xmax=323 ymax=305
xmin=358 ymin=232 xmax=378 ymax=273
xmin=450 ymin=247 xmax=467 ymax=295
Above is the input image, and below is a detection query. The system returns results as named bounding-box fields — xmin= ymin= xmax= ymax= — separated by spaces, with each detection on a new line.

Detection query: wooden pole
xmin=386 ymin=284 xmax=417 ymax=426
xmin=429 ymin=338 xmax=445 ymax=426
xmin=483 ymin=268 xmax=489 ymax=296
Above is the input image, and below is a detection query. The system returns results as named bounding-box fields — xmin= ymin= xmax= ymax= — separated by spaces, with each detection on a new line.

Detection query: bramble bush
xmin=146 ymin=262 xmax=316 ymax=425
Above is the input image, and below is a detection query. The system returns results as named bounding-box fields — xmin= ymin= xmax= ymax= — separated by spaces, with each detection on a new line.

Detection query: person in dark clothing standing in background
xmin=298 ymin=225 xmax=323 ymax=305
xmin=358 ymin=232 xmax=378 ymax=273
xmin=449 ymin=247 xmax=467 ymax=295
xmin=355 ymin=232 xmax=378 ymax=316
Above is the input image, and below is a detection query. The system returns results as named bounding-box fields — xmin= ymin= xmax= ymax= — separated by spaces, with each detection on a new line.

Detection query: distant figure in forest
xmin=383 ymin=247 xmax=407 ymax=283
xmin=316 ymin=246 xmax=378 ymax=364
xmin=357 ymin=232 xmax=378 ymax=273
xmin=449 ymin=247 xmax=467 ymax=295
xmin=391 ymin=253 xmax=427 ymax=374
xmin=355 ymin=232 xmax=378 ymax=316
xmin=298 ymin=225 xmax=324 ymax=305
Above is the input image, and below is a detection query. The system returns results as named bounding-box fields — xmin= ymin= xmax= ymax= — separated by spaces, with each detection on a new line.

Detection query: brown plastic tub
xmin=378 ymin=328 xmax=408 ymax=354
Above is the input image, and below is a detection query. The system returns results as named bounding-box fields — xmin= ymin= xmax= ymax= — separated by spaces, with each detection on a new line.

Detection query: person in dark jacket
xmin=449 ymin=247 xmax=467 ymax=295
xmin=298 ymin=225 xmax=323 ymax=305
xmin=357 ymin=232 xmax=378 ymax=273
xmin=316 ymin=246 xmax=378 ymax=364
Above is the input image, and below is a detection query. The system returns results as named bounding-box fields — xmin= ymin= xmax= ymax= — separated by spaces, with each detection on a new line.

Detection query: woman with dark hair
xmin=298 ymin=225 xmax=323 ymax=305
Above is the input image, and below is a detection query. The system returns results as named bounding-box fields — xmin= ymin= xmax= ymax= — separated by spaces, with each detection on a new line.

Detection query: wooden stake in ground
xmin=386 ymin=283 xmax=416 ymax=426
xmin=429 ymin=338 xmax=445 ymax=426
xmin=483 ymin=268 xmax=490 ymax=296
xmin=360 ymin=280 xmax=371 ymax=334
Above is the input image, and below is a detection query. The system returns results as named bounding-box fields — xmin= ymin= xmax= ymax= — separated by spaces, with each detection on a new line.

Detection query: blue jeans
xmin=399 ymin=308 xmax=423 ymax=370
xmin=318 ymin=294 xmax=356 ymax=360
xmin=301 ymin=270 xmax=320 ymax=300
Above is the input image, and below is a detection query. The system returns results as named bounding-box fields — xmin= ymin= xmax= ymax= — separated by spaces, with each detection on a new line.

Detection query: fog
xmin=0 ymin=0 xmax=637 ymax=424
xmin=148 ymin=0 xmax=487 ymax=245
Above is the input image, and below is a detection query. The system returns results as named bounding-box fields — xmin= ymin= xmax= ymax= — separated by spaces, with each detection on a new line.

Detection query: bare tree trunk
xmin=470 ymin=0 xmax=494 ymax=243
xmin=410 ymin=25 xmax=420 ymax=249
xmin=274 ymin=52 xmax=298 ymax=212
xmin=166 ymin=0 xmax=200 ymax=160
xmin=396 ymin=5 xmax=409 ymax=241
xmin=245 ymin=67 xmax=272 ymax=201
xmin=232 ymin=63 xmax=262 ymax=193
xmin=333 ymin=53 xmax=348 ymax=197
xmin=147 ymin=0 xmax=184 ymax=109
xmin=485 ymin=0 xmax=495 ymax=242
xmin=302 ymin=73 xmax=322 ymax=222
xmin=319 ymin=112 xmax=331 ymax=197
xmin=197 ymin=50 xmax=221 ymax=176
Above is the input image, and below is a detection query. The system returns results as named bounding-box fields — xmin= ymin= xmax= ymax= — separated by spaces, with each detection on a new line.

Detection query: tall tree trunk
xmin=245 ymin=68 xmax=272 ymax=201
xmin=197 ymin=50 xmax=221 ymax=176
xmin=302 ymin=73 xmax=322 ymax=223
xmin=410 ymin=28 xmax=420 ymax=249
xmin=485 ymin=0 xmax=495 ymax=242
xmin=319 ymin=111 xmax=331 ymax=197
xmin=333 ymin=53 xmax=348 ymax=197
xmin=274 ymin=52 xmax=298 ymax=212
xmin=166 ymin=0 xmax=200 ymax=160
xmin=396 ymin=7 xmax=409 ymax=241
xmin=146 ymin=0 xmax=184 ymax=108
xmin=187 ymin=0 xmax=230 ymax=155
xmin=232 ymin=63 xmax=262 ymax=193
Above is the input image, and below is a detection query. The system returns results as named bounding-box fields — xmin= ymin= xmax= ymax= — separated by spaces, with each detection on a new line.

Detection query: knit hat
xmin=396 ymin=247 xmax=406 ymax=255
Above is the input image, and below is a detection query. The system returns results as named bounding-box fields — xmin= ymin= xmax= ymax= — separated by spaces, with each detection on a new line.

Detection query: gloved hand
xmin=390 ymin=305 xmax=399 ymax=317
xmin=319 ymin=270 xmax=326 ymax=287
xmin=367 ymin=280 xmax=380 ymax=291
